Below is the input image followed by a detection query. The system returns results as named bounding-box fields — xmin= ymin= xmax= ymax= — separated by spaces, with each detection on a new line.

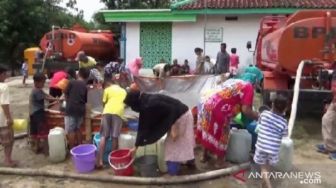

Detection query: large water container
xmin=119 ymin=131 xmax=136 ymax=149
xmin=226 ymin=128 xmax=252 ymax=163
xmin=275 ymin=137 xmax=293 ymax=171
xmin=136 ymin=140 xmax=157 ymax=158
xmin=48 ymin=127 xmax=67 ymax=163
xmin=157 ymin=134 xmax=167 ymax=173
xmin=118 ymin=131 xmax=157 ymax=157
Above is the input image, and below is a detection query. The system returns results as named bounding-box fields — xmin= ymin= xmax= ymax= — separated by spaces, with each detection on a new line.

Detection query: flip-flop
xmin=329 ymin=152 xmax=336 ymax=161
xmin=315 ymin=144 xmax=328 ymax=154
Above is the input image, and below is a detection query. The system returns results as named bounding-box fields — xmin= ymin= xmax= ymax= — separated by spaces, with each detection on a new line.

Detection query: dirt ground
xmin=0 ymin=77 xmax=335 ymax=188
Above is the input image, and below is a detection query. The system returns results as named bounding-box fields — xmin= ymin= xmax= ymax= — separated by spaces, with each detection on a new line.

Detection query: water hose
xmin=0 ymin=163 xmax=250 ymax=185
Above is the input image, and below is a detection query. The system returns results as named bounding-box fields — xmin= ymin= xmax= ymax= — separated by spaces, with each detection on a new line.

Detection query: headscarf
xmin=124 ymin=91 xmax=188 ymax=146
xmin=239 ymin=72 xmax=257 ymax=85
xmin=128 ymin=57 xmax=143 ymax=76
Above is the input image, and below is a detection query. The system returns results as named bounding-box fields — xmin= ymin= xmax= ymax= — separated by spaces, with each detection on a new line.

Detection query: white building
xmin=101 ymin=0 xmax=336 ymax=71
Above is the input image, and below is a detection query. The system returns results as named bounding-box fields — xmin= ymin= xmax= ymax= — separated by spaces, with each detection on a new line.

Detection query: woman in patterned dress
xmin=196 ymin=77 xmax=259 ymax=167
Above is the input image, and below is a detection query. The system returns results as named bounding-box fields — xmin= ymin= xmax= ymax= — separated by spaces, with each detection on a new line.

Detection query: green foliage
xmin=99 ymin=0 xmax=171 ymax=10
xmin=0 ymin=0 xmax=90 ymax=72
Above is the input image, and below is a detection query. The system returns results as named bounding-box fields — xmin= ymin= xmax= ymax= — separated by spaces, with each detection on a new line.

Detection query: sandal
xmin=315 ymin=144 xmax=328 ymax=154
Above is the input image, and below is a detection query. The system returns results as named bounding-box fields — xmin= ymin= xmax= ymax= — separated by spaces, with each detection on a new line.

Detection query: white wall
xmin=125 ymin=22 xmax=140 ymax=65
xmin=172 ymin=15 xmax=262 ymax=71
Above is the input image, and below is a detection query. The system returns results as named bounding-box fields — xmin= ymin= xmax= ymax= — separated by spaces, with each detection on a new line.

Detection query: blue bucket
xmin=70 ymin=144 xmax=97 ymax=173
xmin=167 ymin=161 xmax=181 ymax=176
xmin=128 ymin=120 xmax=139 ymax=131
xmin=93 ymin=133 xmax=112 ymax=164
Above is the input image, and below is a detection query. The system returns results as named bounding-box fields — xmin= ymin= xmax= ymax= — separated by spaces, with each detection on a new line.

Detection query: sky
xmin=59 ymin=0 xmax=106 ymax=22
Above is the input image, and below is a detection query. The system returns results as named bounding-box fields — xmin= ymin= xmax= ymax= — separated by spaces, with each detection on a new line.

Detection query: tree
xmin=100 ymin=0 xmax=172 ymax=9
xmin=0 ymin=0 xmax=89 ymax=74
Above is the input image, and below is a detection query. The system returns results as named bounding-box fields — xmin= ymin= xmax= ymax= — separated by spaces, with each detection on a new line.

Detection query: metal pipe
xmin=203 ymin=0 xmax=207 ymax=55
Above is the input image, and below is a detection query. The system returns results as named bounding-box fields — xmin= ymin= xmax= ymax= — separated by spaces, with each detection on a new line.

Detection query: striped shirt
xmin=255 ymin=110 xmax=288 ymax=155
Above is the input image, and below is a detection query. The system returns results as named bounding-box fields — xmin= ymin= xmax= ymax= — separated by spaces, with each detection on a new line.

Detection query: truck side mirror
xmin=246 ymin=41 xmax=252 ymax=50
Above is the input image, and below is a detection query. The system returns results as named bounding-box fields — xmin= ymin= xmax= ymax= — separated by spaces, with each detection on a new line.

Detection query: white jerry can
xmin=48 ymin=127 xmax=67 ymax=163
xmin=118 ymin=131 xmax=136 ymax=149
xmin=275 ymin=137 xmax=294 ymax=172
xmin=226 ymin=128 xmax=252 ymax=163
xmin=157 ymin=134 xmax=167 ymax=173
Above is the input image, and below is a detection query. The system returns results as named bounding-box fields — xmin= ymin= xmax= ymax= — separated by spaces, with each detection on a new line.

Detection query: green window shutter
xmin=140 ymin=23 xmax=172 ymax=68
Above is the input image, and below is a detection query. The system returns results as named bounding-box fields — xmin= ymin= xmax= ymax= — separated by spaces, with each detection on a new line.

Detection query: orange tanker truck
xmin=249 ymin=10 xmax=336 ymax=115
xmin=33 ymin=25 xmax=118 ymax=76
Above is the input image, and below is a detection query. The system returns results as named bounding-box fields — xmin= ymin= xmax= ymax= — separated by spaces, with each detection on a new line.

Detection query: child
xmin=204 ymin=56 xmax=215 ymax=74
xmin=88 ymin=63 xmax=104 ymax=88
xmin=229 ymin=48 xmax=239 ymax=76
xmin=64 ymin=68 xmax=89 ymax=149
xmin=0 ymin=65 xmax=17 ymax=167
xmin=170 ymin=59 xmax=181 ymax=76
xmin=181 ymin=59 xmax=190 ymax=75
xmin=194 ymin=47 xmax=205 ymax=74
xmin=97 ymin=79 xmax=126 ymax=168
xmin=254 ymin=94 xmax=288 ymax=188
xmin=29 ymin=73 xmax=57 ymax=154
xmin=21 ymin=59 xmax=28 ymax=86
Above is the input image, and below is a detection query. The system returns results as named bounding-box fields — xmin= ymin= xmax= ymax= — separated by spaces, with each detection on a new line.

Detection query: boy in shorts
xmin=64 ymin=68 xmax=89 ymax=149
xmin=0 ymin=65 xmax=17 ymax=167
xmin=254 ymin=94 xmax=288 ymax=188
xmin=29 ymin=73 xmax=58 ymax=154
xmin=97 ymin=79 xmax=126 ymax=168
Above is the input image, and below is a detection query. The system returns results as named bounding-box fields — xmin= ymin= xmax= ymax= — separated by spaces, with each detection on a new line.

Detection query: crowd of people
xmin=140 ymin=43 xmax=241 ymax=79
xmin=0 ymin=45 xmax=334 ymax=188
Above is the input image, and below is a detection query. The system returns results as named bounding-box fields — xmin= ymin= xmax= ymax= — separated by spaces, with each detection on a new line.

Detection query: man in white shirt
xmin=153 ymin=61 xmax=171 ymax=78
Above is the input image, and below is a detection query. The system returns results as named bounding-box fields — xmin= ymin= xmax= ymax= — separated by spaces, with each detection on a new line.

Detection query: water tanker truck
xmin=248 ymin=10 xmax=336 ymax=115
xmin=33 ymin=25 xmax=119 ymax=76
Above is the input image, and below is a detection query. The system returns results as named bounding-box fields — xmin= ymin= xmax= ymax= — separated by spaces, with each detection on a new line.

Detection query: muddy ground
xmin=0 ymin=77 xmax=335 ymax=188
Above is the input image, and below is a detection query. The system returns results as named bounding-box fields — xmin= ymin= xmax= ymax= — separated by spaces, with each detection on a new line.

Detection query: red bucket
xmin=109 ymin=149 xmax=134 ymax=176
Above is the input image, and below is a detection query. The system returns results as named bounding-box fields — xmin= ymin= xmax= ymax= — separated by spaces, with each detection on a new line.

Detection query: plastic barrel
xmin=70 ymin=144 xmax=97 ymax=173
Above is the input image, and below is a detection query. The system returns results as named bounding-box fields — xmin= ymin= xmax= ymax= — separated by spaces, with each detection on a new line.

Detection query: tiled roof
xmin=176 ymin=0 xmax=336 ymax=10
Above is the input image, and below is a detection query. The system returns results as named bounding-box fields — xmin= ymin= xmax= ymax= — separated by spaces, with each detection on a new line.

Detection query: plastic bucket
xmin=109 ymin=149 xmax=134 ymax=176
xmin=136 ymin=155 xmax=159 ymax=177
xmin=167 ymin=161 xmax=181 ymax=175
xmin=93 ymin=133 xmax=112 ymax=164
xmin=70 ymin=144 xmax=97 ymax=173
